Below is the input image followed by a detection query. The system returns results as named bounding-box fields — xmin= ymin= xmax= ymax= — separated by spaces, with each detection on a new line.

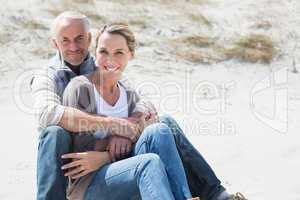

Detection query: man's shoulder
xmin=36 ymin=54 xmax=62 ymax=76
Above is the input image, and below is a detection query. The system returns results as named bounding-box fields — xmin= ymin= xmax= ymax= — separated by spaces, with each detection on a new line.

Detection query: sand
xmin=0 ymin=0 xmax=300 ymax=199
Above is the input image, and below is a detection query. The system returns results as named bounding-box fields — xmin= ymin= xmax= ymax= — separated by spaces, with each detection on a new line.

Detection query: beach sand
xmin=1 ymin=0 xmax=300 ymax=199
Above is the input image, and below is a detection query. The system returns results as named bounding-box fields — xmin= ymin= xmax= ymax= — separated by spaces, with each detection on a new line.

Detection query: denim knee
xmin=137 ymin=153 xmax=165 ymax=174
xmin=142 ymin=123 xmax=175 ymax=148
xmin=39 ymin=126 xmax=72 ymax=150
xmin=159 ymin=114 xmax=176 ymax=127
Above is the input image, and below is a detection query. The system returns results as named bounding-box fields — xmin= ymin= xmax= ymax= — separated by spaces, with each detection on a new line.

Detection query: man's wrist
xmin=93 ymin=115 xmax=113 ymax=132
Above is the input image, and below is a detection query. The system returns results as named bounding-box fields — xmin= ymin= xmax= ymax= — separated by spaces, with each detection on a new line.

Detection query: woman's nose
xmin=106 ymin=55 xmax=116 ymax=65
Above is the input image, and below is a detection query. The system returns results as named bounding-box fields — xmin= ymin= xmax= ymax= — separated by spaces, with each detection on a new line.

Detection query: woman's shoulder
xmin=70 ymin=75 xmax=92 ymax=86
xmin=64 ymin=75 xmax=94 ymax=97
xmin=66 ymin=75 xmax=94 ymax=92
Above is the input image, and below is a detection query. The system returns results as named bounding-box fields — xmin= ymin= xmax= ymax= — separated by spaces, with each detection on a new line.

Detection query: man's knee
xmin=39 ymin=126 xmax=72 ymax=147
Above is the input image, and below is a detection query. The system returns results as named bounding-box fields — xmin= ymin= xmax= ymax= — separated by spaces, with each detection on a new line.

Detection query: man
xmin=31 ymin=11 xmax=246 ymax=200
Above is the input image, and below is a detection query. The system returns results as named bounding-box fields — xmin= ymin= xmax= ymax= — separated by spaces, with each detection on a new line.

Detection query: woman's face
xmin=96 ymin=32 xmax=133 ymax=73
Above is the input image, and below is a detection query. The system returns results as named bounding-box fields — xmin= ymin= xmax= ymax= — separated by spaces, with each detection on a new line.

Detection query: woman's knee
xmin=137 ymin=153 xmax=165 ymax=172
xmin=159 ymin=114 xmax=177 ymax=127
xmin=142 ymin=123 xmax=175 ymax=147
xmin=143 ymin=123 xmax=172 ymax=138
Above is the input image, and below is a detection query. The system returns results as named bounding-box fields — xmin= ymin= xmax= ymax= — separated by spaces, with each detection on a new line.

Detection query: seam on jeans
xmin=103 ymin=166 xmax=138 ymax=181
xmin=134 ymin=140 xmax=148 ymax=155
xmin=142 ymin=164 xmax=158 ymax=200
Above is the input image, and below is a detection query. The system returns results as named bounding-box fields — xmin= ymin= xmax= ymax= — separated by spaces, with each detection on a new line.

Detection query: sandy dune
xmin=0 ymin=0 xmax=300 ymax=199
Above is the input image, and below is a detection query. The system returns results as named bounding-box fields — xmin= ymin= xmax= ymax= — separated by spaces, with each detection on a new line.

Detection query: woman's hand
xmin=61 ymin=151 xmax=111 ymax=180
xmin=107 ymin=136 xmax=132 ymax=162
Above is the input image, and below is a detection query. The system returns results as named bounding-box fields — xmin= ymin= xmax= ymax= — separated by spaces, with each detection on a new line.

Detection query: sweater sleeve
xmin=31 ymin=68 xmax=65 ymax=130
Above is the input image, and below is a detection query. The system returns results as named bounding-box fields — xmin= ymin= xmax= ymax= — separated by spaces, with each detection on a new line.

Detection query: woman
xmin=61 ymin=22 xmax=200 ymax=200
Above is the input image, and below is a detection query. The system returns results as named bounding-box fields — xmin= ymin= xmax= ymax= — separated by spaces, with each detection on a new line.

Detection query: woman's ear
xmin=129 ymin=51 xmax=134 ymax=60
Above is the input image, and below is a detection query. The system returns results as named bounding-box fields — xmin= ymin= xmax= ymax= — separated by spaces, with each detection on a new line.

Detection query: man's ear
xmin=88 ymin=32 xmax=92 ymax=46
xmin=51 ymin=38 xmax=59 ymax=49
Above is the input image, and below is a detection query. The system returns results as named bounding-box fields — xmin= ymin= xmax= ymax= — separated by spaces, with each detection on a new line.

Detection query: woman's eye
xmin=116 ymin=51 xmax=124 ymax=55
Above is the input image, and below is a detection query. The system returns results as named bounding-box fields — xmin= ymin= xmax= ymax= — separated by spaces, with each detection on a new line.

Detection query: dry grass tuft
xmin=252 ymin=20 xmax=272 ymax=30
xmin=0 ymin=31 xmax=11 ymax=45
xmin=176 ymin=49 xmax=220 ymax=64
xmin=22 ymin=20 xmax=48 ymax=30
xmin=85 ymin=12 xmax=107 ymax=28
xmin=189 ymin=13 xmax=211 ymax=26
xmin=46 ymin=0 xmax=95 ymax=16
xmin=169 ymin=35 xmax=221 ymax=64
xmin=128 ymin=19 xmax=148 ymax=29
xmin=185 ymin=0 xmax=209 ymax=4
xmin=171 ymin=35 xmax=215 ymax=48
xmin=223 ymin=34 xmax=277 ymax=63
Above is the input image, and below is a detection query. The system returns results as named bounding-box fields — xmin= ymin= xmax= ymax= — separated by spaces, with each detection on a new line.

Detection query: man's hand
xmin=109 ymin=117 xmax=140 ymax=142
xmin=128 ymin=112 xmax=159 ymax=133
xmin=107 ymin=136 xmax=132 ymax=162
xmin=61 ymin=151 xmax=110 ymax=180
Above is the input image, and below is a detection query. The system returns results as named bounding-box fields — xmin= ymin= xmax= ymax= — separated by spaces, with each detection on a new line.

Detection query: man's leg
xmin=85 ymin=153 xmax=175 ymax=200
xmin=37 ymin=126 xmax=72 ymax=200
xmin=160 ymin=115 xmax=226 ymax=200
xmin=133 ymin=123 xmax=193 ymax=200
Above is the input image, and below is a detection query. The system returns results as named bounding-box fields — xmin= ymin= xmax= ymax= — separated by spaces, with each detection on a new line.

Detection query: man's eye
xmin=99 ymin=50 xmax=108 ymax=54
xmin=76 ymin=37 xmax=84 ymax=42
xmin=116 ymin=51 xmax=124 ymax=55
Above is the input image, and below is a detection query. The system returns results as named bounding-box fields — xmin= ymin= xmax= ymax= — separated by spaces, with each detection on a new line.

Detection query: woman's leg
xmin=84 ymin=153 xmax=175 ymax=200
xmin=133 ymin=123 xmax=192 ymax=200
xmin=160 ymin=115 xmax=226 ymax=200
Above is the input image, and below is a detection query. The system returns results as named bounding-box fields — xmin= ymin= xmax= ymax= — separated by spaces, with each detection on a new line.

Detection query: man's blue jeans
xmin=37 ymin=115 xmax=225 ymax=200
xmin=159 ymin=115 xmax=225 ymax=200
xmin=37 ymin=126 xmax=72 ymax=200
xmin=85 ymin=123 xmax=192 ymax=200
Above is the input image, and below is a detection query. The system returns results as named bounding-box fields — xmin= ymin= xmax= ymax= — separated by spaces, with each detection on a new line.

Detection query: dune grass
xmin=171 ymin=35 xmax=215 ymax=48
xmin=252 ymin=20 xmax=272 ymax=30
xmin=169 ymin=34 xmax=220 ymax=64
xmin=176 ymin=49 xmax=220 ymax=64
xmin=189 ymin=13 xmax=211 ymax=27
xmin=223 ymin=34 xmax=277 ymax=63
xmin=22 ymin=19 xmax=48 ymax=30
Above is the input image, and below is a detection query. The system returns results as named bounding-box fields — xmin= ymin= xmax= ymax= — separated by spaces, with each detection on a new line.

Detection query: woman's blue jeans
xmin=85 ymin=123 xmax=192 ymax=200
xmin=37 ymin=115 xmax=224 ymax=200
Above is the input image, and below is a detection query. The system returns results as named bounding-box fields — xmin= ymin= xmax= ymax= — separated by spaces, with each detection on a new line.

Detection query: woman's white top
xmin=93 ymin=83 xmax=128 ymax=139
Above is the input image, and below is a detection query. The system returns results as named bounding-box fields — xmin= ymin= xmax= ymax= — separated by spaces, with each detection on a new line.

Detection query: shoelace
xmin=232 ymin=192 xmax=247 ymax=200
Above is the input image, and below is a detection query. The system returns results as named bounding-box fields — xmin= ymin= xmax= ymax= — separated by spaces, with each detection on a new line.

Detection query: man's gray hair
xmin=51 ymin=11 xmax=91 ymax=39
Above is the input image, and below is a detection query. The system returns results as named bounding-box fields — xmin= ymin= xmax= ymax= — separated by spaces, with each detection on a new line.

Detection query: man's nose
xmin=69 ymin=41 xmax=79 ymax=51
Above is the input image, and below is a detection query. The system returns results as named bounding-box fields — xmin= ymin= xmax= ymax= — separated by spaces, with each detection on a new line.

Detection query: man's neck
xmin=64 ymin=54 xmax=89 ymax=75
xmin=64 ymin=62 xmax=80 ymax=75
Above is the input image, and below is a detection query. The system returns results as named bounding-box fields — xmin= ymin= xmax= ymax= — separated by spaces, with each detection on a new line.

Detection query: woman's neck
xmin=92 ymin=71 xmax=119 ymax=94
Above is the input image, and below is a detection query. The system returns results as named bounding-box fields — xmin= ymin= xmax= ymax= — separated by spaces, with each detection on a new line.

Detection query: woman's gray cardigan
xmin=62 ymin=74 xmax=142 ymax=200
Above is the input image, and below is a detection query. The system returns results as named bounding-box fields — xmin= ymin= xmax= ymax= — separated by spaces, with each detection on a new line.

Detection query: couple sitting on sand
xmin=31 ymin=11 xmax=247 ymax=200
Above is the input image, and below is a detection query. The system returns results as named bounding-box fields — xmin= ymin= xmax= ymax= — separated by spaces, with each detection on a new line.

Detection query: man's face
xmin=53 ymin=18 xmax=91 ymax=66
